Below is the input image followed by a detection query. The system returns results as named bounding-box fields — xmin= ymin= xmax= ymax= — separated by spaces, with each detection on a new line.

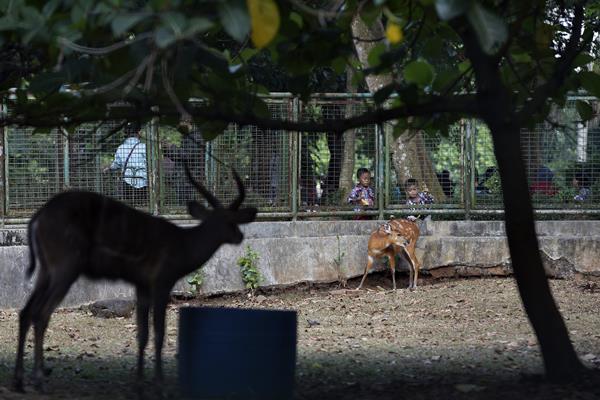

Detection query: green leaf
xmin=160 ymin=12 xmax=186 ymax=36
xmin=367 ymin=43 xmax=386 ymax=68
xmin=0 ymin=16 xmax=18 ymax=31
xmin=458 ymin=60 xmax=471 ymax=73
xmin=421 ymin=37 xmax=443 ymax=60
xmin=331 ymin=57 xmax=346 ymax=75
xmin=251 ymin=98 xmax=270 ymax=119
xmin=575 ymin=100 xmax=593 ymax=121
xmin=289 ymin=11 xmax=303 ymax=28
xmin=403 ymin=60 xmax=435 ymax=86
xmin=111 ymin=13 xmax=148 ymax=36
xmin=200 ymin=120 xmax=229 ymax=141
xmin=435 ymin=0 xmax=470 ymax=21
xmin=218 ymin=0 xmax=250 ymax=42
xmin=579 ymin=72 xmax=600 ymax=97
xmin=466 ymin=3 xmax=507 ymax=55
xmin=185 ymin=17 xmax=214 ymax=37
xmin=572 ymin=53 xmax=594 ymax=68
xmin=155 ymin=26 xmax=176 ymax=48
xmin=512 ymin=53 xmax=532 ymax=64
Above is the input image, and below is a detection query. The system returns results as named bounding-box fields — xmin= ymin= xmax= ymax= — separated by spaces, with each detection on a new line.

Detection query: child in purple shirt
xmin=347 ymin=168 xmax=375 ymax=216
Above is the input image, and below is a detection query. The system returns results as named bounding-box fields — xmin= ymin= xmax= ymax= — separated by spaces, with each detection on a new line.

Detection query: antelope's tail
xmin=26 ymin=219 xmax=37 ymax=279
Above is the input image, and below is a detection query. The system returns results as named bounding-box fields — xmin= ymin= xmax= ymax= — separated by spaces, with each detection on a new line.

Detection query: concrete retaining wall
xmin=1 ymin=220 xmax=598 ymax=309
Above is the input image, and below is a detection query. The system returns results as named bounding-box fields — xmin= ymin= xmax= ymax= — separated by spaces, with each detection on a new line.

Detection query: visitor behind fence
xmin=405 ymin=178 xmax=434 ymax=221
xmin=347 ymin=167 xmax=375 ymax=219
xmin=162 ymin=129 xmax=205 ymax=205
xmin=572 ymin=172 xmax=591 ymax=201
xmin=530 ymin=165 xmax=558 ymax=196
xmin=104 ymin=121 xmax=148 ymax=206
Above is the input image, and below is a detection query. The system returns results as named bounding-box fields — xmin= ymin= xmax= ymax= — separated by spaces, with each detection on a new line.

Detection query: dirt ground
xmin=0 ymin=274 xmax=599 ymax=399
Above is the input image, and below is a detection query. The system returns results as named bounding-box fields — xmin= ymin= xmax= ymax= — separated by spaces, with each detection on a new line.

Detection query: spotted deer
xmin=356 ymin=223 xmax=409 ymax=290
xmin=387 ymin=218 xmax=421 ymax=290
xmin=13 ymin=165 xmax=257 ymax=393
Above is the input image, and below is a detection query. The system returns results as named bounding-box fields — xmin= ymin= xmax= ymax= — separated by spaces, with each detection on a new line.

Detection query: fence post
xmin=0 ymin=105 xmax=5 ymax=224
xmin=61 ymin=127 xmax=70 ymax=189
xmin=462 ymin=119 xmax=475 ymax=220
xmin=376 ymin=123 xmax=385 ymax=220
xmin=148 ymin=108 xmax=160 ymax=215
xmin=291 ymin=97 xmax=300 ymax=221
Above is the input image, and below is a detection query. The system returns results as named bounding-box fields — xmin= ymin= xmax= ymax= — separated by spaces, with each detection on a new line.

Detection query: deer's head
xmin=184 ymin=165 xmax=257 ymax=244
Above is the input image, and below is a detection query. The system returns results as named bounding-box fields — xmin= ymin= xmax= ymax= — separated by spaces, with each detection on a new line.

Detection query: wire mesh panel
xmin=159 ymin=125 xmax=207 ymax=212
xmin=521 ymin=98 xmax=600 ymax=208
xmin=299 ymin=97 xmax=376 ymax=213
xmin=69 ymin=121 xmax=150 ymax=210
xmin=211 ymin=128 xmax=291 ymax=211
xmin=471 ymin=121 xmax=501 ymax=208
xmin=6 ymin=128 xmax=62 ymax=216
xmin=387 ymin=124 xmax=464 ymax=208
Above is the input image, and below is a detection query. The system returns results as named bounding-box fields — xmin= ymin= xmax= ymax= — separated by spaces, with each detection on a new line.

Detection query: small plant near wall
xmin=238 ymin=246 xmax=262 ymax=293
xmin=334 ymin=235 xmax=347 ymax=288
xmin=187 ymin=269 xmax=205 ymax=293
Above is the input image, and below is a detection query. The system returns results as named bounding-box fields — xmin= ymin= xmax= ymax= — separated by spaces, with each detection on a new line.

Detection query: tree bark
xmin=350 ymin=15 xmax=445 ymax=202
xmin=339 ymin=66 xmax=357 ymax=201
xmin=463 ymin=27 xmax=585 ymax=380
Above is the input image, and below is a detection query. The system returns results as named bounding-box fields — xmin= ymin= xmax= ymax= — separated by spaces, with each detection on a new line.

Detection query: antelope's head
xmin=184 ymin=165 xmax=257 ymax=244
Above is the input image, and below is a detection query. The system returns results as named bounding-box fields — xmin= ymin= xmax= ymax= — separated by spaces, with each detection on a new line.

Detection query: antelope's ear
xmin=236 ymin=207 xmax=257 ymax=224
xmin=187 ymin=201 xmax=209 ymax=220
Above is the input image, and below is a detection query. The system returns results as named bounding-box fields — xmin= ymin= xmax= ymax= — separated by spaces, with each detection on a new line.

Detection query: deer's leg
xmin=152 ymin=291 xmax=170 ymax=385
xmin=13 ymin=276 xmax=49 ymax=392
xmin=136 ymin=289 xmax=151 ymax=386
xmin=385 ymin=249 xmax=397 ymax=290
xmin=405 ymin=245 xmax=419 ymax=290
xmin=356 ymin=254 xmax=375 ymax=290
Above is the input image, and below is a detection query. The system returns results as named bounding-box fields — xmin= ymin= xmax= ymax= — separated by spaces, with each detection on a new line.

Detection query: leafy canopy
xmin=0 ymin=0 xmax=598 ymax=137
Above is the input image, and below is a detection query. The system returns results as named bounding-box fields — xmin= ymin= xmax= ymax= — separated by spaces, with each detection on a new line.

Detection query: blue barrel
xmin=178 ymin=307 xmax=297 ymax=400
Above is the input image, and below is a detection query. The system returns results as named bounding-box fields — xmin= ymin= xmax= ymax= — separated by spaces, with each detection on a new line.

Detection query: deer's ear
xmin=187 ymin=201 xmax=209 ymax=220
xmin=236 ymin=207 xmax=257 ymax=224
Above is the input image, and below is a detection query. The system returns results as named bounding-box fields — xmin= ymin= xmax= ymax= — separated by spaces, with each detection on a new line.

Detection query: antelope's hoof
xmin=11 ymin=378 xmax=25 ymax=393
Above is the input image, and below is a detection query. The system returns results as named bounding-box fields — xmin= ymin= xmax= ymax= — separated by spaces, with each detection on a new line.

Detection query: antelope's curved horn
xmin=183 ymin=163 xmax=222 ymax=208
xmin=228 ymin=168 xmax=245 ymax=210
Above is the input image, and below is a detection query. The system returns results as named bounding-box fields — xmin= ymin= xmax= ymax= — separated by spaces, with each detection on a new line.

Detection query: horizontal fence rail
xmin=1 ymin=93 xmax=599 ymax=223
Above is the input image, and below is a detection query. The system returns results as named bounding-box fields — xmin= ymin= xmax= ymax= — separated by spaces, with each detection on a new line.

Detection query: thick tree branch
xmin=1 ymin=94 xmax=479 ymax=133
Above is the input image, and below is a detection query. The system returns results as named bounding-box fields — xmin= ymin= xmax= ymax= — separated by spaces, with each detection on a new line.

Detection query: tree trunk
xmin=339 ymin=66 xmax=357 ymax=201
xmin=350 ymin=15 xmax=445 ymax=202
xmin=488 ymin=118 xmax=584 ymax=381
xmin=471 ymin=55 xmax=585 ymax=380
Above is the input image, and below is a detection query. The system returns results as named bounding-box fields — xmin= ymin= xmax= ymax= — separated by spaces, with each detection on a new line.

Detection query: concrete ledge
xmin=1 ymin=220 xmax=599 ymax=309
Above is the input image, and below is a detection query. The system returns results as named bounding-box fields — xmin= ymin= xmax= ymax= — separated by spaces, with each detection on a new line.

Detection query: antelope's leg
xmin=13 ymin=276 xmax=50 ymax=392
xmin=136 ymin=289 xmax=151 ymax=385
xmin=32 ymin=272 xmax=77 ymax=391
xmin=357 ymin=254 xmax=375 ymax=290
xmin=152 ymin=291 xmax=170 ymax=385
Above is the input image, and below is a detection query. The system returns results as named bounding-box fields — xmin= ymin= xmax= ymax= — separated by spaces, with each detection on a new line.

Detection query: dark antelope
xmin=14 ymin=166 xmax=257 ymax=392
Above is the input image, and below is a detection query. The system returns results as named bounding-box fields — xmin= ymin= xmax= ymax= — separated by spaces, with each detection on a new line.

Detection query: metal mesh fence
xmin=300 ymin=97 xmax=376 ymax=212
xmin=6 ymin=128 xmax=62 ymax=214
xmin=387 ymin=124 xmax=464 ymax=208
xmin=69 ymin=121 xmax=150 ymax=210
xmin=2 ymin=94 xmax=599 ymax=219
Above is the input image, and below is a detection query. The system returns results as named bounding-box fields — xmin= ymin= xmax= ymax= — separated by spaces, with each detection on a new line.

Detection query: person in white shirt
xmin=104 ymin=121 xmax=148 ymax=206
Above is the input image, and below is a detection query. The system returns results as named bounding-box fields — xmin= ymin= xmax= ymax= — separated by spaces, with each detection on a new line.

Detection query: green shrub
xmin=238 ymin=246 xmax=262 ymax=292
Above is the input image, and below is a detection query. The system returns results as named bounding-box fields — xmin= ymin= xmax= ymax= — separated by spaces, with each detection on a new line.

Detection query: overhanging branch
xmin=1 ymin=94 xmax=479 ymax=133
